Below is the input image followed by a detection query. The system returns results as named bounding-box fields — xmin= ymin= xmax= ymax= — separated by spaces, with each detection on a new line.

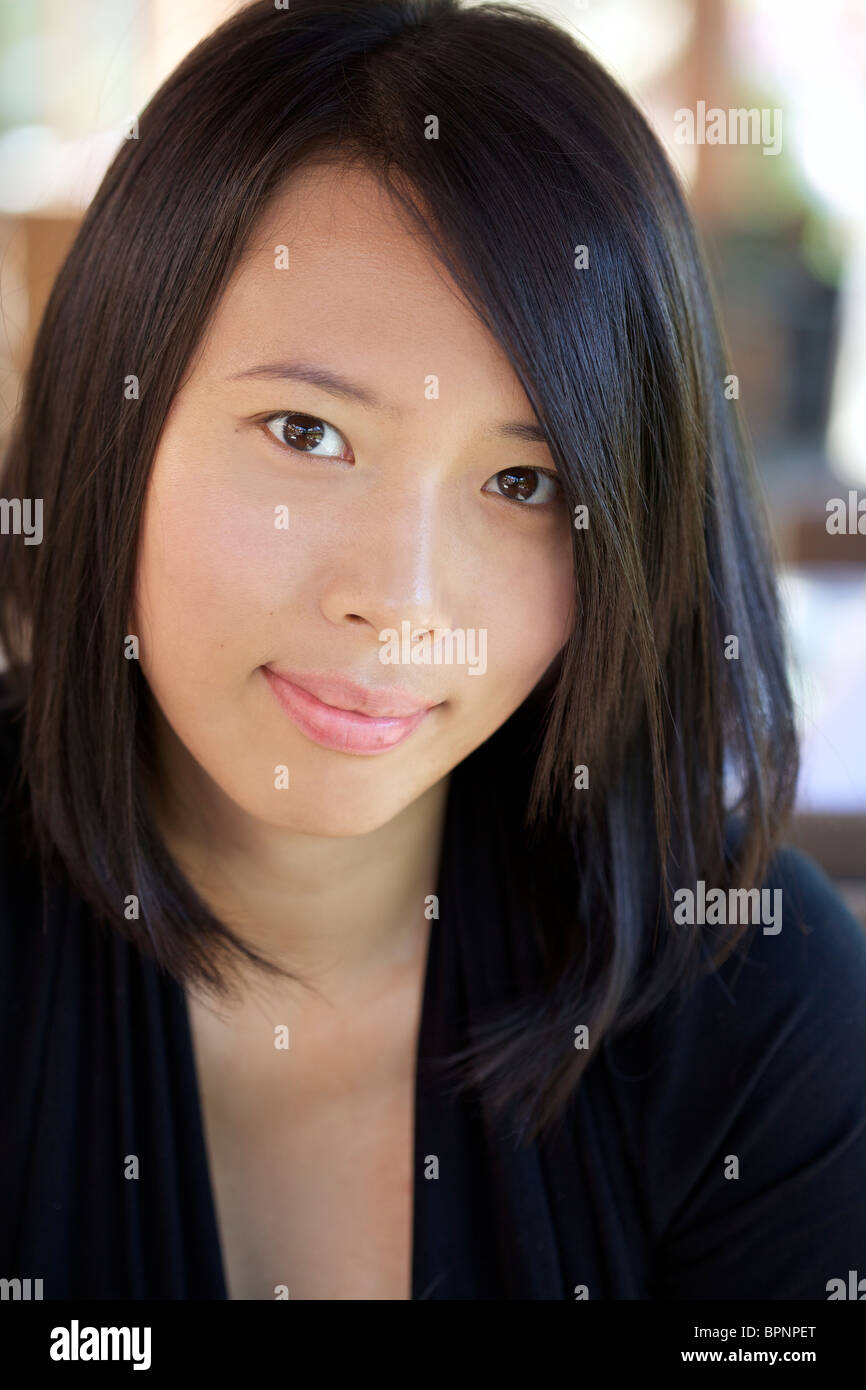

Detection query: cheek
xmin=437 ymin=524 xmax=573 ymax=763
xmin=485 ymin=529 xmax=574 ymax=674
xmin=133 ymin=452 xmax=301 ymax=685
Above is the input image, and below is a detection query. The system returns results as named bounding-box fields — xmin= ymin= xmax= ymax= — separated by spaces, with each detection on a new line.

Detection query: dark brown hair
xmin=0 ymin=0 xmax=798 ymax=1143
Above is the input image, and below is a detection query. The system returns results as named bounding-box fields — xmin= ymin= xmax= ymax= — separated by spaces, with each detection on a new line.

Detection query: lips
xmin=262 ymin=665 xmax=440 ymax=754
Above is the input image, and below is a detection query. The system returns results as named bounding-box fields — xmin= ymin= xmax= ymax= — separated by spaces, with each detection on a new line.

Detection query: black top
xmin=1 ymin=690 xmax=866 ymax=1300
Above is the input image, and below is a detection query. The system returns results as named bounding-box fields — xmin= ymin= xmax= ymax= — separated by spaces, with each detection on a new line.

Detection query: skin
xmin=130 ymin=157 xmax=576 ymax=1298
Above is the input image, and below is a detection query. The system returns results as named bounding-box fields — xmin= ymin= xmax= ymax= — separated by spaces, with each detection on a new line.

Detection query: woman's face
xmin=132 ymin=160 xmax=574 ymax=838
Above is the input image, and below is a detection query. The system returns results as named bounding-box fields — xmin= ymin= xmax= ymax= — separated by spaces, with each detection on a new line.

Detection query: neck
xmin=144 ymin=703 xmax=450 ymax=1001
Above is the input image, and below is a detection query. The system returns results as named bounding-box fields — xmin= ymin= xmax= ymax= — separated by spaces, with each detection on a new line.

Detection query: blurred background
xmin=0 ymin=0 xmax=864 ymax=916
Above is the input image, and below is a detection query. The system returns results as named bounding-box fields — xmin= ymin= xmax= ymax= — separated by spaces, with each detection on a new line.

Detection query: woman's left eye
xmin=483 ymin=466 xmax=562 ymax=507
xmin=261 ymin=412 xmax=353 ymax=459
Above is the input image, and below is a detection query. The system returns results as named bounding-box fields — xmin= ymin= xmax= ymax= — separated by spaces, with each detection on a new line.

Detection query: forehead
xmin=194 ymin=159 xmax=530 ymax=413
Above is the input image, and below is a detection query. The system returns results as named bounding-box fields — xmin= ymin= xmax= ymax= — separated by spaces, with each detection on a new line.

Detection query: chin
xmin=216 ymin=761 xmax=417 ymax=835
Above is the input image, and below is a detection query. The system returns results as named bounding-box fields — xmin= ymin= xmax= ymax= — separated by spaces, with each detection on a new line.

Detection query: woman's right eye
xmin=262 ymin=412 xmax=353 ymax=460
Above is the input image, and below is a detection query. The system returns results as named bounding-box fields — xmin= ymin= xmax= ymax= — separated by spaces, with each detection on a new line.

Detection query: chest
xmin=207 ymin=1077 xmax=416 ymax=1300
xmin=185 ymin=989 xmax=420 ymax=1301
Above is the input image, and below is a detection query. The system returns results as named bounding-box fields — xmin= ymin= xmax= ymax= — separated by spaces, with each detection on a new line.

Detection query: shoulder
xmin=616 ymin=845 xmax=866 ymax=1084
xmin=666 ymin=846 xmax=866 ymax=1148
xmin=652 ymin=844 xmax=866 ymax=1045
xmin=720 ymin=846 xmax=866 ymax=1084
xmin=603 ymin=845 xmax=866 ymax=1297
xmin=710 ymin=844 xmax=866 ymax=1020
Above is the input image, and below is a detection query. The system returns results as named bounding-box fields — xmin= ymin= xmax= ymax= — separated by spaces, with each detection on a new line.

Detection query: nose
xmin=318 ymin=470 xmax=458 ymax=644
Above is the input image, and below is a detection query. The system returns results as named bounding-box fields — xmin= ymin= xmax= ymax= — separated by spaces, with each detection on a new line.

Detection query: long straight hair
xmin=0 ymin=0 xmax=798 ymax=1143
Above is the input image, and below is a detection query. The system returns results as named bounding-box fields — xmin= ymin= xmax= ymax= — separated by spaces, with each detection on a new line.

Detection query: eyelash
xmin=257 ymin=411 xmax=563 ymax=508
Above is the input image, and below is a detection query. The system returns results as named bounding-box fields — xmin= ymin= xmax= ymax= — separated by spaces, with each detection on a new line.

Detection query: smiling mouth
xmin=262 ymin=666 xmax=440 ymax=754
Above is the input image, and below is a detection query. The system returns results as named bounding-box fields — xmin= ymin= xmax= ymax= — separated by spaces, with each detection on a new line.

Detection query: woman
xmin=1 ymin=0 xmax=864 ymax=1301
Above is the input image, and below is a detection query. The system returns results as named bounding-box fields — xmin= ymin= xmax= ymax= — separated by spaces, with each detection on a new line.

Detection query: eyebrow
xmin=227 ymin=360 xmax=550 ymax=445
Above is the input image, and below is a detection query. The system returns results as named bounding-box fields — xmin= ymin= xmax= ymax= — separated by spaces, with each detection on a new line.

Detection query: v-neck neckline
xmin=175 ymin=841 xmax=446 ymax=1303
